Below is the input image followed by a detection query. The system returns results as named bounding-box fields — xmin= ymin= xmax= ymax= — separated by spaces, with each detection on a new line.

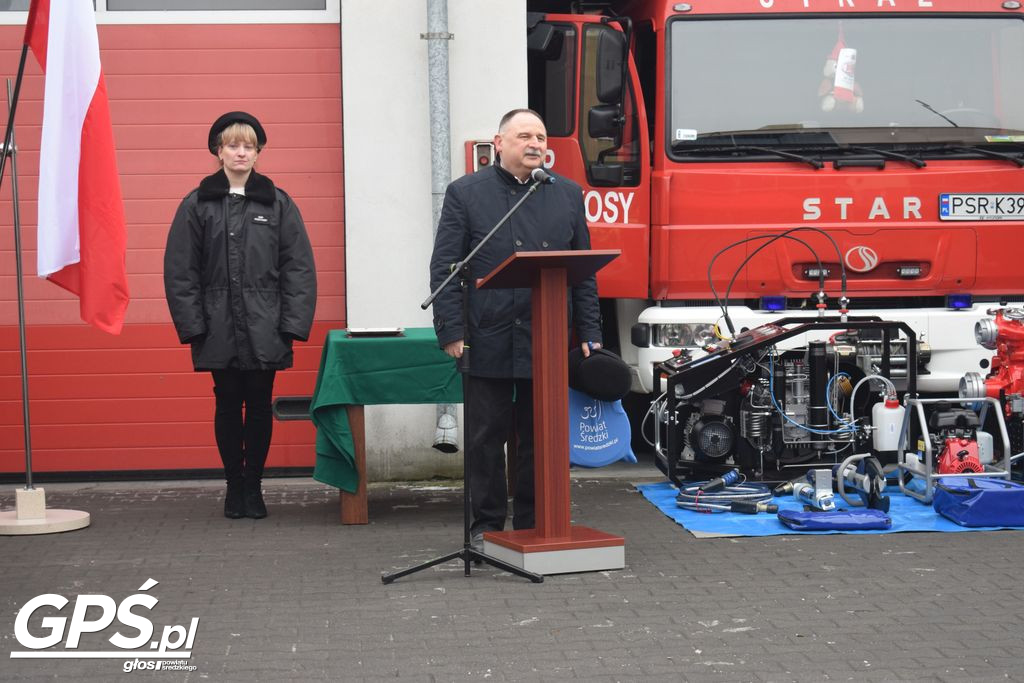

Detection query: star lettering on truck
xmin=802 ymin=196 xmax=923 ymax=221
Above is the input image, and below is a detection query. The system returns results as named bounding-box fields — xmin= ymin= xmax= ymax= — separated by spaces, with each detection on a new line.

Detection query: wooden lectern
xmin=476 ymin=249 xmax=625 ymax=575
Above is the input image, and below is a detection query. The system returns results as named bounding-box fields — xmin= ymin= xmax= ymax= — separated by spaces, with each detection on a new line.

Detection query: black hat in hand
xmin=568 ymin=347 xmax=631 ymax=401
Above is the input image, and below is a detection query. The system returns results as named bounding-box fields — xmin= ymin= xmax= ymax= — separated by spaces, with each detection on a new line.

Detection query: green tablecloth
xmin=310 ymin=327 xmax=463 ymax=492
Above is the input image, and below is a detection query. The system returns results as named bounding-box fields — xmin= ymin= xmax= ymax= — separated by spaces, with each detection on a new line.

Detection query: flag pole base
xmin=0 ymin=487 xmax=90 ymax=535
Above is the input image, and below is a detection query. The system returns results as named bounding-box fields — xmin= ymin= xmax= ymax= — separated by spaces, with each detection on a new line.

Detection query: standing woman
xmin=164 ymin=112 xmax=317 ymax=519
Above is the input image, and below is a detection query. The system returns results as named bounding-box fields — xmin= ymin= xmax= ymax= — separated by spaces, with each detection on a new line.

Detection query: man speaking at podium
xmin=428 ymin=109 xmax=602 ymax=549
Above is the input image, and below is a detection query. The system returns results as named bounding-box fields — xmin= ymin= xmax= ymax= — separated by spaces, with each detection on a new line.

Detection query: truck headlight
xmin=653 ymin=323 xmax=693 ymax=347
xmin=693 ymin=324 xmax=717 ymax=346
xmin=652 ymin=323 xmax=718 ymax=347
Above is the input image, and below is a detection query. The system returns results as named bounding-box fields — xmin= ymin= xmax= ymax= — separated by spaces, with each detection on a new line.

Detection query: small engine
xmin=928 ymin=405 xmax=984 ymax=475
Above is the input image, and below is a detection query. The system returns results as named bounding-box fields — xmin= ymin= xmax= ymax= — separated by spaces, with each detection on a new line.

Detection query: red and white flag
xmin=828 ymin=26 xmax=857 ymax=104
xmin=25 ymin=0 xmax=129 ymax=334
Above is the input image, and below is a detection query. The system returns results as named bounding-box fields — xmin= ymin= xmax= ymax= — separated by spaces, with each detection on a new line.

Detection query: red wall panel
xmin=0 ymin=23 xmax=345 ymax=476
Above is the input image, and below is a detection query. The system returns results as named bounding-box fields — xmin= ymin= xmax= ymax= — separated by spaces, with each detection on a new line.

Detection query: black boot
xmin=243 ymin=475 xmax=267 ymax=519
xmin=224 ymin=480 xmax=245 ymax=519
xmin=212 ymin=375 xmax=246 ymax=519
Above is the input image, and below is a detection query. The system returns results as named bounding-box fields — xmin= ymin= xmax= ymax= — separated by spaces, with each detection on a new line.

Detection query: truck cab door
xmin=528 ymin=14 xmax=651 ymax=300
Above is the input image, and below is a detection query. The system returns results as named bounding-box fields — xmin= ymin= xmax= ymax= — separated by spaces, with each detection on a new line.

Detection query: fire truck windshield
xmin=669 ymin=16 xmax=1024 ymax=153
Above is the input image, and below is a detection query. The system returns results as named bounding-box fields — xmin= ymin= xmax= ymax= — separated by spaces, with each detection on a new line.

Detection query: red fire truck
xmin=509 ymin=0 xmax=1024 ymax=400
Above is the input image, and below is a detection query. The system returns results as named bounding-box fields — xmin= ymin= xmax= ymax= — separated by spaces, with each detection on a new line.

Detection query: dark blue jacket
xmin=428 ymin=165 xmax=602 ymax=378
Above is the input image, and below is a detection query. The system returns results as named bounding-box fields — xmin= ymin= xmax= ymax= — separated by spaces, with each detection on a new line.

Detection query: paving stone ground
xmin=2 ymin=460 xmax=1023 ymax=682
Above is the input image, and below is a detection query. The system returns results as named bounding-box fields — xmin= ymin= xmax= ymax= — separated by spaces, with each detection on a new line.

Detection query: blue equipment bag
xmin=568 ymin=388 xmax=636 ymax=468
xmin=777 ymin=508 xmax=892 ymax=531
xmin=932 ymin=477 xmax=1024 ymax=527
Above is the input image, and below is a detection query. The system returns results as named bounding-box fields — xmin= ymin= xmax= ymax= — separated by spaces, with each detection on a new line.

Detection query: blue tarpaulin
xmin=635 ymin=481 xmax=1023 ymax=538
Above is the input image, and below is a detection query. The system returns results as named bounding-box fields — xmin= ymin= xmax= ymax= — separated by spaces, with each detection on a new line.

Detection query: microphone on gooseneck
xmin=530 ymin=167 xmax=555 ymax=184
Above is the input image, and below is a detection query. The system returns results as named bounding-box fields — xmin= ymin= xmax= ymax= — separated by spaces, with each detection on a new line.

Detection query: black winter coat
xmin=164 ymin=170 xmax=317 ymax=371
xmin=429 ymin=165 xmax=602 ymax=378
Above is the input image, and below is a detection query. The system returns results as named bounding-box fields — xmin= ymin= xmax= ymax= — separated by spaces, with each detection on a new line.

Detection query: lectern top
xmin=476 ymin=250 xmax=620 ymax=290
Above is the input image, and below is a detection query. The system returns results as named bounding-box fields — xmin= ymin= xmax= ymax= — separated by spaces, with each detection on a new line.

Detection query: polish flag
xmin=24 ymin=0 xmax=129 ymax=334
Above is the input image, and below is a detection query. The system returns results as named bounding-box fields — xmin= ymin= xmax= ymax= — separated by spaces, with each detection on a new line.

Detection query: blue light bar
xmin=760 ymin=296 xmax=787 ymax=312
xmin=947 ymin=293 xmax=973 ymax=310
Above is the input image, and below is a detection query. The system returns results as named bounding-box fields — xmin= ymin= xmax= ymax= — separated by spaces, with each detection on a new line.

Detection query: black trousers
xmin=211 ymin=369 xmax=276 ymax=482
xmin=464 ymin=375 xmax=534 ymax=535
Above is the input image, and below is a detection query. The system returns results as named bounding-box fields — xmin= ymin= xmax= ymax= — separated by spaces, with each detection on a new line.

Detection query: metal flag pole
xmin=7 ymin=78 xmax=32 ymax=488
xmin=0 ymin=44 xmax=28 ymax=196
xmin=0 ymin=74 xmax=90 ymax=535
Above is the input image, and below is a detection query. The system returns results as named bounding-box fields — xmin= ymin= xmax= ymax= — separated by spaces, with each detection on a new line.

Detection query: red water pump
xmin=961 ymin=308 xmax=1024 ymax=417
xmin=937 ymin=436 xmax=983 ymax=474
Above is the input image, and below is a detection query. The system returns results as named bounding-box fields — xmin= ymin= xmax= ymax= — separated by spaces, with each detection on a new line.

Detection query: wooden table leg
xmin=340 ymin=404 xmax=368 ymax=524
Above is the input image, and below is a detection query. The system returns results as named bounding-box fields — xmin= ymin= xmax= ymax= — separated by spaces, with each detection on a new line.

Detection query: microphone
xmin=530 ymin=167 xmax=554 ymax=184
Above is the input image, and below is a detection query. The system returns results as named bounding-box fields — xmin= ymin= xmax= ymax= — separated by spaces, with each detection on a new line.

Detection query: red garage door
xmin=0 ymin=22 xmax=344 ymax=476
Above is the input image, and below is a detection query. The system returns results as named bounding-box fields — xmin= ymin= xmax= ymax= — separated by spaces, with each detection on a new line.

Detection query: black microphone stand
xmin=381 ymin=175 xmax=548 ymax=584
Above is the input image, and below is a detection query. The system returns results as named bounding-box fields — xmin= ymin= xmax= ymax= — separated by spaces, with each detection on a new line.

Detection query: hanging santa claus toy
xmin=819 ymin=26 xmax=864 ymax=113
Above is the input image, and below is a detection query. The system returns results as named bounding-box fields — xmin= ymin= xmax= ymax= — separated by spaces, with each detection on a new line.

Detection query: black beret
xmin=568 ymin=347 xmax=631 ymax=402
xmin=208 ymin=111 xmax=266 ymax=155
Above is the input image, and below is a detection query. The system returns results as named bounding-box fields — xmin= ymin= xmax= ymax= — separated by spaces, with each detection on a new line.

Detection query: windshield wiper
xmin=948 ymin=145 xmax=1024 ymax=168
xmin=915 ymin=99 xmax=958 ymax=127
xmin=745 ymin=146 xmax=824 ymax=169
xmin=671 ymin=141 xmax=824 ymax=169
xmin=845 ymin=145 xmax=926 ymax=168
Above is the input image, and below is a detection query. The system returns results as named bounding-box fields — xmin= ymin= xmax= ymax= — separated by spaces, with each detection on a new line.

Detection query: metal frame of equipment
xmin=897 ymin=396 xmax=1013 ymax=503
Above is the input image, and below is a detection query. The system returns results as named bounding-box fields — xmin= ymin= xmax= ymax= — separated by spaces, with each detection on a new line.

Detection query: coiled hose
xmin=675 ymin=470 xmax=777 ymax=514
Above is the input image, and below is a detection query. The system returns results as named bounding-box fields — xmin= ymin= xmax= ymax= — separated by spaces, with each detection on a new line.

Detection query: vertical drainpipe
xmin=425 ymin=0 xmax=459 ymax=453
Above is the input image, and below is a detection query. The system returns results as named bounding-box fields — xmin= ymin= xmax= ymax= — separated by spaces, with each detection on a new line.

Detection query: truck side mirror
xmin=527 ymin=19 xmax=564 ymax=60
xmin=589 ymin=163 xmax=624 ymax=187
xmin=588 ymin=103 xmax=621 ymax=139
xmin=595 ymin=29 xmax=625 ymax=105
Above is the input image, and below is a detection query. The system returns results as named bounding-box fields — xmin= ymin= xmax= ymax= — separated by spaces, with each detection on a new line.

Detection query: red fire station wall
xmin=0 ymin=23 xmax=344 ymax=475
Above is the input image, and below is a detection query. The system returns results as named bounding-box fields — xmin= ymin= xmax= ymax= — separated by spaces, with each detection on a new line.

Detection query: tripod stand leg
xmin=381 ymin=549 xmax=464 ymax=584
xmin=381 ymin=546 xmax=544 ymax=584
xmin=468 ymin=548 xmax=544 ymax=583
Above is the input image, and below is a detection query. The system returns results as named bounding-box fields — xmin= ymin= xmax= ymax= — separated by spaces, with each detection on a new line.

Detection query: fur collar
xmin=197 ymin=169 xmax=276 ymax=205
